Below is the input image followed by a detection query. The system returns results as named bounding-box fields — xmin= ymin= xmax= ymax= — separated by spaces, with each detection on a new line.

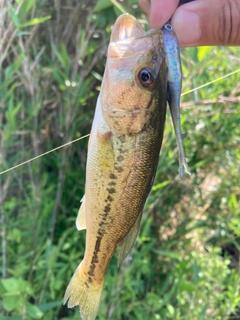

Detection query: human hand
xmin=138 ymin=0 xmax=240 ymax=47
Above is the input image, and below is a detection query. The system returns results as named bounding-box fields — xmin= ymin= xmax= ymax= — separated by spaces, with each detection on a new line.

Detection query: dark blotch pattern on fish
xmin=88 ymin=236 xmax=102 ymax=277
xmin=117 ymin=155 xmax=124 ymax=162
xmin=87 ymin=166 xmax=122 ymax=278
xmin=107 ymin=195 xmax=113 ymax=202
xmin=115 ymin=166 xmax=123 ymax=173
xmin=87 ymin=134 xmax=140 ymax=281
xmin=107 ymin=188 xmax=116 ymax=194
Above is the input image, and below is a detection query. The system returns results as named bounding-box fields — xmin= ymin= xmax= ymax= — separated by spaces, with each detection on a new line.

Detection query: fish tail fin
xmin=64 ymin=263 xmax=104 ymax=320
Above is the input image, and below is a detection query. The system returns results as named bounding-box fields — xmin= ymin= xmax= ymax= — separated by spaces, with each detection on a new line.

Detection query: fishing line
xmin=181 ymin=68 xmax=240 ymax=96
xmin=1 ymin=67 xmax=239 ymax=176
xmin=0 ymin=134 xmax=90 ymax=175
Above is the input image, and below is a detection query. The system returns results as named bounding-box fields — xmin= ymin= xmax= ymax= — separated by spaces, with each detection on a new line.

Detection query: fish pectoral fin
xmin=76 ymin=195 xmax=86 ymax=230
xmin=117 ymin=212 xmax=142 ymax=266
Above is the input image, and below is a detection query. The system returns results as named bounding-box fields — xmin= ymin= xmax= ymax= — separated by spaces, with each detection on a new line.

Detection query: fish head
xmin=101 ymin=13 xmax=167 ymax=135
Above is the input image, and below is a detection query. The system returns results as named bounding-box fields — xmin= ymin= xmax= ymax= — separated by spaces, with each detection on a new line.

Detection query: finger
xmin=149 ymin=0 xmax=179 ymax=28
xmin=138 ymin=0 xmax=179 ymax=29
xmin=138 ymin=0 xmax=150 ymax=16
xmin=172 ymin=0 xmax=240 ymax=47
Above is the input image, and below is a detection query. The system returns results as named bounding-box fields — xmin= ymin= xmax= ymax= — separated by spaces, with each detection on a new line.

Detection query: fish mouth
xmin=108 ymin=14 xmax=162 ymax=59
xmin=110 ymin=13 xmax=144 ymax=42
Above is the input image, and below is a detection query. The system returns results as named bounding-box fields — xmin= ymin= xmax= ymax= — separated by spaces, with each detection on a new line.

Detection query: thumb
xmin=172 ymin=0 xmax=240 ymax=47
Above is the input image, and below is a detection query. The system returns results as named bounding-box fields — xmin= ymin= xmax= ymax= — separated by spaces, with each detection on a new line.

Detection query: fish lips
xmin=110 ymin=13 xmax=144 ymax=42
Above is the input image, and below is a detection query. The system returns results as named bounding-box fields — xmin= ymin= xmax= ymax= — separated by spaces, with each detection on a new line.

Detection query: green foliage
xmin=0 ymin=277 xmax=45 ymax=319
xmin=0 ymin=0 xmax=239 ymax=319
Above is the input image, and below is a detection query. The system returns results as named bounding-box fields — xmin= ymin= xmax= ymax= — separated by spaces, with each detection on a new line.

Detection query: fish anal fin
xmin=117 ymin=212 xmax=142 ymax=266
xmin=76 ymin=195 xmax=86 ymax=231
xmin=64 ymin=262 xmax=104 ymax=320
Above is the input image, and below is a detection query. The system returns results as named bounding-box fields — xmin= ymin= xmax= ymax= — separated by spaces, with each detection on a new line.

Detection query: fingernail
xmin=173 ymin=10 xmax=201 ymax=46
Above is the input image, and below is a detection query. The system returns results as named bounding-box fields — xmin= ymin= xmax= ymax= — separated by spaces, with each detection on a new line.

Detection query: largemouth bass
xmin=64 ymin=13 xmax=167 ymax=320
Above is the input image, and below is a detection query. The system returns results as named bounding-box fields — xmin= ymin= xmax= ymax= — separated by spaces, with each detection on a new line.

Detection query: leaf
xmin=4 ymin=53 xmax=24 ymax=79
xmin=94 ymin=0 xmax=113 ymax=11
xmin=7 ymin=228 xmax=21 ymax=243
xmin=228 ymin=193 xmax=238 ymax=211
xmin=0 ymin=278 xmax=30 ymax=297
xmin=51 ymin=43 xmax=68 ymax=70
xmin=19 ymin=15 xmax=51 ymax=28
xmin=91 ymin=71 xmax=103 ymax=82
xmin=26 ymin=303 xmax=44 ymax=319
xmin=198 ymin=304 xmax=208 ymax=320
xmin=2 ymin=296 xmax=20 ymax=312
xmin=197 ymin=46 xmax=213 ymax=62
xmin=1 ymin=278 xmax=20 ymax=293
xmin=167 ymin=304 xmax=175 ymax=316
xmin=19 ymin=0 xmax=35 ymax=18
xmin=152 ymin=180 xmax=171 ymax=191
xmin=39 ymin=301 xmax=62 ymax=312
xmin=60 ymin=44 xmax=70 ymax=68
xmin=9 ymin=6 xmax=20 ymax=28
xmin=45 ymin=242 xmax=59 ymax=270
xmin=193 ymin=260 xmax=199 ymax=283
xmin=153 ymin=250 xmax=181 ymax=260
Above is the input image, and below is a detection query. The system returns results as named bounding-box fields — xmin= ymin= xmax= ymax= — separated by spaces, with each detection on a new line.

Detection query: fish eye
xmin=138 ymin=68 xmax=155 ymax=88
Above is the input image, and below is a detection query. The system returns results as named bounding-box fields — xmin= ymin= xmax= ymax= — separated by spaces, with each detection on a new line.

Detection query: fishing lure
xmin=162 ymin=21 xmax=191 ymax=177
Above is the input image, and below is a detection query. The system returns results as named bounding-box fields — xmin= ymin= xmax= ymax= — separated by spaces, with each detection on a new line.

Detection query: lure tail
xmin=64 ymin=263 xmax=104 ymax=320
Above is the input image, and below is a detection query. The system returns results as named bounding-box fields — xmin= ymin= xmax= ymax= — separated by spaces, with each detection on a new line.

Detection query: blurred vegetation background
xmin=0 ymin=0 xmax=240 ymax=319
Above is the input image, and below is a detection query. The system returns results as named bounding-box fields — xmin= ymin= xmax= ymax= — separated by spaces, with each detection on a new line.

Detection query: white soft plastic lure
xmin=162 ymin=21 xmax=191 ymax=177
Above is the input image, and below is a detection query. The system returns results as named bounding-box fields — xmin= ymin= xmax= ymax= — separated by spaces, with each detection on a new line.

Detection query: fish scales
xmin=64 ymin=13 xmax=167 ymax=320
xmin=84 ymin=80 xmax=166 ymax=280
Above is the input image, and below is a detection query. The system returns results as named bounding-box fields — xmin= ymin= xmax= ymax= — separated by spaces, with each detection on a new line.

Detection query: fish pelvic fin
xmin=117 ymin=212 xmax=142 ymax=266
xmin=64 ymin=263 xmax=104 ymax=320
xmin=76 ymin=195 xmax=86 ymax=230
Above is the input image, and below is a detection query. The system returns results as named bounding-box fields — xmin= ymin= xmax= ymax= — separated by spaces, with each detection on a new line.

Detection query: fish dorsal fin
xmin=76 ymin=195 xmax=86 ymax=230
xmin=117 ymin=212 xmax=142 ymax=266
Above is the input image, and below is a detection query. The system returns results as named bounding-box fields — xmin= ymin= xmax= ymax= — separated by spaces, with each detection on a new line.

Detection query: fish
xmin=63 ymin=13 xmax=167 ymax=320
xmin=162 ymin=21 xmax=191 ymax=177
